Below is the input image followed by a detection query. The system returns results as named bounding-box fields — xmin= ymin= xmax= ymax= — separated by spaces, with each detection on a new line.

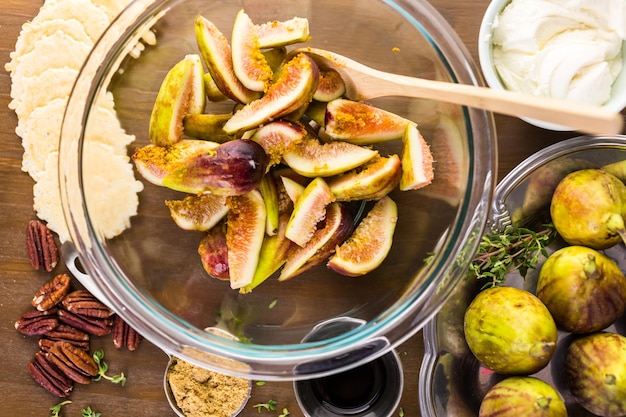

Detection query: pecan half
xmin=26 ymin=220 xmax=58 ymax=272
xmin=15 ymin=308 xmax=59 ymax=336
xmin=112 ymin=314 xmax=142 ymax=351
xmin=61 ymin=289 xmax=113 ymax=318
xmin=32 ymin=273 xmax=71 ymax=311
xmin=48 ymin=341 xmax=98 ymax=384
xmin=40 ymin=324 xmax=90 ymax=351
xmin=28 ymin=351 xmax=73 ymax=397
xmin=57 ymin=309 xmax=113 ymax=336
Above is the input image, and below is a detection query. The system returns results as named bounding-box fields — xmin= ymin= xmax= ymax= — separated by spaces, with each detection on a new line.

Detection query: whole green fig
xmin=565 ymin=332 xmax=626 ymax=417
xmin=550 ymin=169 xmax=626 ymax=250
xmin=478 ymin=377 xmax=567 ymax=417
xmin=537 ymin=245 xmax=626 ymax=333
xmin=464 ymin=286 xmax=557 ymax=375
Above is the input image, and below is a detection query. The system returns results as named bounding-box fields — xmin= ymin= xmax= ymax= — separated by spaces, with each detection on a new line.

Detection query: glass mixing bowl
xmin=59 ymin=0 xmax=496 ymax=379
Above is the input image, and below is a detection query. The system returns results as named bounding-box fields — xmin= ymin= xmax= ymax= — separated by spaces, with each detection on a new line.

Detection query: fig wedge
xmin=327 ymin=196 xmax=397 ymax=276
xmin=226 ymin=190 xmax=267 ymax=289
xmin=256 ymin=16 xmax=310 ymax=48
xmin=231 ymin=9 xmax=273 ymax=92
xmin=285 ymin=177 xmax=335 ymax=247
xmin=222 ymin=53 xmax=320 ymax=134
xmin=281 ymin=175 xmax=305 ymax=204
xmin=149 ymin=54 xmax=205 ymax=146
xmin=195 ymin=14 xmax=261 ymax=104
xmin=324 ymin=98 xmax=411 ymax=144
xmin=198 ymin=222 xmax=230 ymax=280
xmin=251 ymin=120 xmax=307 ymax=167
xmin=282 ymin=136 xmax=378 ymax=177
xmin=132 ymin=139 xmax=220 ymax=186
xmin=165 ymin=194 xmax=228 ymax=231
xmin=162 ymin=139 xmax=269 ymax=195
xmin=203 ymin=72 xmax=228 ymax=102
xmin=239 ymin=213 xmax=294 ymax=294
xmin=280 ymin=202 xmax=354 ymax=281
xmin=183 ymin=113 xmax=232 ymax=142
xmin=328 ymin=154 xmax=402 ymax=201
xmin=260 ymin=174 xmax=279 ymax=236
xmin=399 ymin=122 xmax=434 ymax=191
xmin=313 ymin=68 xmax=346 ymax=102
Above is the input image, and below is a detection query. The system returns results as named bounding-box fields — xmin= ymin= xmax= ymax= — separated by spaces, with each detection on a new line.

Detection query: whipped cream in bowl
xmin=479 ymin=0 xmax=626 ymax=131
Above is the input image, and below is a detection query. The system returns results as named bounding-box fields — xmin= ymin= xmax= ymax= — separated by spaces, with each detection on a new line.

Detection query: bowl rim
xmin=60 ymin=0 xmax=497 ymax=379
xmin=478 ymin=0 xmax=626 ymax=131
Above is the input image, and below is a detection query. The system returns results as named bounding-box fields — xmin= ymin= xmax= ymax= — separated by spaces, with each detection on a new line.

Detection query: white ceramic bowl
xmin=478 ymin=0 xmax=626 ymax=131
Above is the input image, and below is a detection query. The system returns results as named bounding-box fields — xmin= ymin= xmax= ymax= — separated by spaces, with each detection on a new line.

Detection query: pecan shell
xmin=61 ymin=289 xmax=114 ymax=318
xmin=26 ymin=220 xmax=58 ymax=272
xmin=48 ymin=341 xmax=98 ymax=384
xmin=28 ymin=351 xmax=73 ymax=397
xmin=32 ymin=273 xmax=71 ymax=311
xmin=57 ymin=309 xmax=113 ymax=336
xmin=112 ymin=314 xmax=142 ymax=351
xmin=15 ymin=308 xmax=59 ymax=336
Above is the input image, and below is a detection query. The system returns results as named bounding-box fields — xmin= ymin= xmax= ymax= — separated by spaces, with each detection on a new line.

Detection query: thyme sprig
xmin=50 ymin=401 xmax=72 ymax=417
xmin=92 ymin=349 xmax=127 ymax=386
xmin=469 ymin=223 xmax=556 ymax=288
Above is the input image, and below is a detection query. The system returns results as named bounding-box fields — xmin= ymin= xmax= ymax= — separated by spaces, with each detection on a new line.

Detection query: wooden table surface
xmin=0 ymin=1 xmax=620 ymax=416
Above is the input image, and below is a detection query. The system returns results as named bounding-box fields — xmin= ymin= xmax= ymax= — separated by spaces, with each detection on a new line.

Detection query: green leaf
xmin=92 ymin=348 xmax=127 ymax=386
xmin=81 ymin=407 xmax=101 ymax=417
xmin=49 ymin=401 xmax=72 ymax=417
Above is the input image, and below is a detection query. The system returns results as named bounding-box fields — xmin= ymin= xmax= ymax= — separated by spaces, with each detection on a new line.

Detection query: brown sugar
xmin=167 ymin=357 xmax=251 ymax=417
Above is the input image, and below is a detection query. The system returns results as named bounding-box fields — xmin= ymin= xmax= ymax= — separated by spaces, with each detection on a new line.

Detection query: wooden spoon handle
xmin=376 ymin=73 xmax=624 ymax=135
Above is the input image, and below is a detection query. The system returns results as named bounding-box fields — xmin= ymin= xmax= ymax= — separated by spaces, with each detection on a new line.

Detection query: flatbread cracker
xmin=33 ymin=0 xmax=112 ymax=43
xmin=84 ymin=91 xmax=136 ymax=155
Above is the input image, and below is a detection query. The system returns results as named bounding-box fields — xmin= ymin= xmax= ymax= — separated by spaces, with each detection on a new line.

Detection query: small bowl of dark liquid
xmin=294 ymin=318 xmax=404 ymax=417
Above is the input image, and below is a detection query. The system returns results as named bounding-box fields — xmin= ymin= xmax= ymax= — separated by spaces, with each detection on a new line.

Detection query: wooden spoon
xmin=294 ymin=47 xmax=624 ymax=136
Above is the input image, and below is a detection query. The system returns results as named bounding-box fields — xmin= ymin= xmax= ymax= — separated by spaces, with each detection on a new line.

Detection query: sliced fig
xmin=282 ymin=136 xmax=378 ymax=177
xmin=226 ymin=189 xmax=267 ymax=289
xmin=231 ymin=9 xmax=273 ymax=92
xmin=165 ymin=193 xmax=228 ymax=231
xmin=313 ymin=68 xmax=346 ymax=102
xmin=281 ymin=175 xmax=306 ymax=204
xmin=198 ymin=222 xmax=230 ymax=280
xmin=324 ymin=98 xmax=411 ymax=144
xmin=222 ymin=53 xmax=320 ymax=134
xmin=400 ymin=122 xmax=434 ymax=191
xmin=203 ymin=72 xmax=228 ymax=102
xmin=260 ymin=174 xmax=279 ymax=236
xmin=285 ymin=177 xmax=335 ymax=247
xmin=183 ymin=113 xmax=232 ymax=142
xmin=239 ymin=213 xmax=294 ymax=294
xmin=162 ymin=139 xmax=269 ymax=195
xmin=251 ymin=120 xmax=307 ymax=166
xmin=304 ymin=100 xmax=327 ymax=128
xmin=328 ymin=155 xmax=402 ymax=201
xmin=280 ymin=202 xmax=354 ymax=281
xmin=132 ymin=139 xmax=220 ymax=186
xmin=256 ymin=16 xmax=310 ymax=48
xmin=194 ymin=14 xmax=261 ymax=104
xmin=263 ymin=47 xmax=287 ymax=74
xmin=327 ymin=196 xmax=397 ymax=276
xmin=149 ymin=54 xmax=205 ymax=146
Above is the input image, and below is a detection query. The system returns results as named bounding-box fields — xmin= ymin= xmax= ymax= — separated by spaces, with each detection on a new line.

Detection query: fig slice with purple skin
xmin=283 ymin=136 xmax=378 ymax=177
xmin=251 ymin=120 xmax=307 ymax=167
xmin=162 ymin=139 xmax=269 ymax=195
xmin=327 ymin=195 xmax=397 ymax=276
xmin=324 ymin=98 xmax=411 ymax=144
xmin=313 ymin=68 xmax=346 ymax=102
xmin=400 ymin=122 xmax=434 ymax=191
xmin=285 ymin=177 xmax=335 ymax=247
xmin=165 ymin=193 xmax=228 ymax=231
xmin=280 ymin=202 xmax=354 ymax=281
xmin=231 ymin=9 xmax=273 ymax=92
xmin=198 ymin=222 xmax=230 ymax=280
xmin=328 ymin=154 xmax=402 ymax=201
xmin=256 ymin=16 xmax=310 ymax=48
xmin=239 ymin=213 xmax=294 ymax=294
xmin=183 ymin=113 xmax=232 ymax=142
xmin=149 ymin=54 xmax=205 ymax=146
xmin=195 ymin=14 xmax=261 ymax=104
xmin=132 ymin=139 xmax=220 ymax=186
xmin=223 ymin=52 xmax=320 ymax=134
xmin=226 ymin=189 xmax=267 ymax=289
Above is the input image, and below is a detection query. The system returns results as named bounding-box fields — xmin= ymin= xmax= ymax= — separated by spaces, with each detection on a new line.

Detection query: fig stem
xmin=583 ymin=254 xmax=601 ymax=280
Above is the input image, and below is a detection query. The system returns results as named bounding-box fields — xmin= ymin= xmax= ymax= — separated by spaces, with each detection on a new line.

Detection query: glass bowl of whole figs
xmin=58 ymin=0 xmax=496 ymax=379
xmin=420 ymin=134 xmax=626 ymax=417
